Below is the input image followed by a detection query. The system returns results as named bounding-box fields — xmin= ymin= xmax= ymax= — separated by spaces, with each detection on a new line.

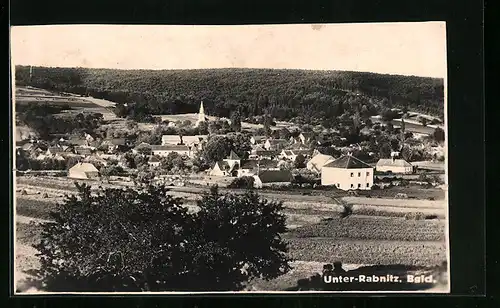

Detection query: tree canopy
xmin=16 ymin=66 xmax=445 ymax=125
xmin=32 ymin=184 xmax=291 ymax=291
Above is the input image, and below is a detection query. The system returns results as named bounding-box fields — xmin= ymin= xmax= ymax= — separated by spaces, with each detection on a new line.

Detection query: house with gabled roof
xmin=253 ymin=170 xmax=293 ymax=188
xmin=321 ymin=154 xmax=374 ymax=190
xmin=100 ymin=138 xmax=127 ymax=153
xmin=46 ymin=146 xmax=65 ymax=156
xmin=307 ymin=153 xmax=335 ymax=173
xmin=376 ymin=156 xmax=413 ymax=174
xmin=209 ymin=150 xmax=242 ymax=177
xmin=210 ymin=160 xmax=239 ymax=177
xmin=287 ymin=142 xmax=310 ymax=150
xmin=151 ymin=144 xmax=192 ymax=157
xmin=264 ymin=139 xmax=290 ymax=151
xmin=74 ymin=146 xmax=93 ymax=156
xmin=280 ymin=149 xmax=313 ymax=161
xmin=250 ymin=136 xmax=266 ymax=145
xmin=148 ymin=156 xmax=161 ymax=168
xmin=238 ymin=159 xmax=279 ymax=177
xmin=68 ymin=162 xmax=99 ymax=180
xmin=299 ymin=132 xmax=315 ymax=144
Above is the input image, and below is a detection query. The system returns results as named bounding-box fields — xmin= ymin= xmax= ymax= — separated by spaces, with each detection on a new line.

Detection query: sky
xmin=10 ymin=22 xmax=447 ymax=78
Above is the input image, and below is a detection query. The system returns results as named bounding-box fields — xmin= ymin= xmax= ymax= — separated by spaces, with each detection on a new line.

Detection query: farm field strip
xmin=342 ymin=197 xmax=445 ymax=208
xmin=16 ymin=180 xmax=447 ymax=220
xmin=353 ymin=204 xmax=445 ymax=217
xmin=286 ymin=216 xmax=446 ymax=242
xmin=287 ymin=237 xmax=446 ymax=267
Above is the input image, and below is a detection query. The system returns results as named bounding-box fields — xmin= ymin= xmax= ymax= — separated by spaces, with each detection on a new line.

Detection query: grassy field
xmin=14 ymin=174 xmax=448 ymax=292
xmin=14 ymin=86 xmax=118 ymax=122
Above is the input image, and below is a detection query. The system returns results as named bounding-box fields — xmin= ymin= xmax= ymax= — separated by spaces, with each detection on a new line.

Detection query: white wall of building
xmin=321 ymin=167 xmax=374 ymax=190
xmin=152 ymin=149 xmax=192 ymax=157
xmin=375 ymin=165 xmax=413 ymax=174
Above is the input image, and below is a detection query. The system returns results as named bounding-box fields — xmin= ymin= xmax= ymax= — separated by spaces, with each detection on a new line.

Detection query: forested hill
xmin=15 ymin=66 xmax=444 ymax=121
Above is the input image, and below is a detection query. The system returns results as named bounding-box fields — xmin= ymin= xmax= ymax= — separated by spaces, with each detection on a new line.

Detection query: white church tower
xmin=195 ymin=101 xmax=207 ymax=127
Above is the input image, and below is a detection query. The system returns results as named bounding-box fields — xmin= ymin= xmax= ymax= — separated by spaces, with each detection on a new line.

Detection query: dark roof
xmin=300 ymin=132 xmax=315 ymax=139
xmin=254 ymin=150 xmax=278 ymax=156
xmin=287 ymin=142 xmax=309 ymax=150
xmin=227 ymin=150 xmax=241 ymax=160
xmin=134 ymin=142 xmax=151 ymax=149
xmin=74 ymin=146 xmax=93 ymax=154
xmin=151 ymin=145 xmax=190 ymax=151
xmin=268 ymin=139 xmax=290 ymax=145
xmin=104 ymin=138 xmax=126 ymax=145
xmin=149 ymin=156 xmax=160 ymax=162
xmin=251 ymin=136 xmax=266 ymax=141
xmin=240 ymin=159 xmax=278 ymax=170
xmin=22 ymin=143 xmax=37 ymax=151
xmin=323 ymin=155 xmax=372 ymax=169
xmin=68 ymin=137 xmax=87 ymax=146
xmin=292 ymin=149 xmax=312 ymax=156
xmin=256 ymin=170 xmax=293 ymax=183
xmin=47 ymin=147 xmax=64 ymax=153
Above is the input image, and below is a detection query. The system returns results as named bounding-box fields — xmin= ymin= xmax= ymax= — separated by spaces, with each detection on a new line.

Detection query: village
xmin=15 ymin=97 xmax=446 ymax=194
xmin=14 ymin=82 xmax=448 ymax=292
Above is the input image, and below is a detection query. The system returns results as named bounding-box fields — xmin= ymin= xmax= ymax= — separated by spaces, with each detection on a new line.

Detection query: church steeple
xmin=195 ymin=101 xmax=207 ymax=127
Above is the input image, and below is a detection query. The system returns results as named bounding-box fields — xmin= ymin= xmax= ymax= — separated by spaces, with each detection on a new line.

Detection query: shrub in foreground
xmin=33 ymin=184 xmax=291 ymax=292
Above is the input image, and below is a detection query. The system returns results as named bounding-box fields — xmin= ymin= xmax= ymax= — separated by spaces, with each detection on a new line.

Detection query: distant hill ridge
xmin=15 ymin=66 xmax=444 ymax=120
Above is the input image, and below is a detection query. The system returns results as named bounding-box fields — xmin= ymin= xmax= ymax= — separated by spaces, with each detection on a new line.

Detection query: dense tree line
xmin=16 ymin=66 xmax=445 ymax=124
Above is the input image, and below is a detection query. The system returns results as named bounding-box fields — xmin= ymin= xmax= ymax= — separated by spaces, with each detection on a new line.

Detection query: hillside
xmin=15 ymin=66 xmax=444 ymax=122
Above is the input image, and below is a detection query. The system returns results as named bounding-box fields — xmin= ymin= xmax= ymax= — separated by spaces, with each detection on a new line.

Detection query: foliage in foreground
xmin=33 ymin=184 xmax=291 ymax=291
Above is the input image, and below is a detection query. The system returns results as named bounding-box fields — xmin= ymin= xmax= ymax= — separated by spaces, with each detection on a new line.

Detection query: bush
xmin=228 ymin=176 xmax=255 ymax=189
xmin=32 ymin=184 xmax=291 ymax=292
xmin=339 ymin=203 xmax=353 ymax=218
xmin=404 ymin=212 xmax=426 ymax=220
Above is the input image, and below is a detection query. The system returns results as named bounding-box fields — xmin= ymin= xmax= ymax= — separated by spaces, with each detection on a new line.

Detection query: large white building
xmin=376 ymin=158 xmax=413 ymax=174
xmin=321 ymin=154 xmax=374 ymax=190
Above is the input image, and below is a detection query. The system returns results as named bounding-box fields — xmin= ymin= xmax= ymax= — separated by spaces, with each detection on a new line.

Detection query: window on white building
xmin=358 ymin=172 xmax=361 ymax=177
xmin=366 ymin=183 xmax=370 ymax=187
xmin=366 ymin=172 xmax=370 ymax=176
xmin=350 ymin=172 xmax=354 ymax=177
xmin=358 ymin=183 xmax=361 ymax=188
xmin=350 ymin=184 xmax=354 ymax=188
xmin=337 ymin=183 xmax=340 ymax=187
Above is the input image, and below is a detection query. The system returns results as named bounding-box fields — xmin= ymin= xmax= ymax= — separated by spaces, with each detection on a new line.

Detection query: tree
xmin=433 ymin=127 xmax=445 ymax=143
xmin=189 ymin=187 xmax=291 ymax=290
xmin=418 ymin=116 xmax=428 ymax=127
xmin=228 ymin=176 xmax=255 ymax=189
xmin=197 ymin=121 xmax=209 ymax=135
xmin=99 ymin=162 xmax=124 ymax=177
xmin=161 ymin=152 xmax=186 ymax=172
xmin=379 ymin=143 xmax=392 ymax=158
xmin=227 ymin=133 xmax=251 ymax=159
xmin=32 ymin=184 xmax=291 ymax=291
xmin=294 ymin=154 xmax=307 ymax=169
xmin=230 ymin=111 xmax=242 ymax=132
xmin=201 ymin=136 xmax=233 ymax=164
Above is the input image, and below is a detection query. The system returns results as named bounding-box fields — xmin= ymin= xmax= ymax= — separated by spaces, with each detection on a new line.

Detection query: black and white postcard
xmin=11 ymin=23 xmax=449 ymax=294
